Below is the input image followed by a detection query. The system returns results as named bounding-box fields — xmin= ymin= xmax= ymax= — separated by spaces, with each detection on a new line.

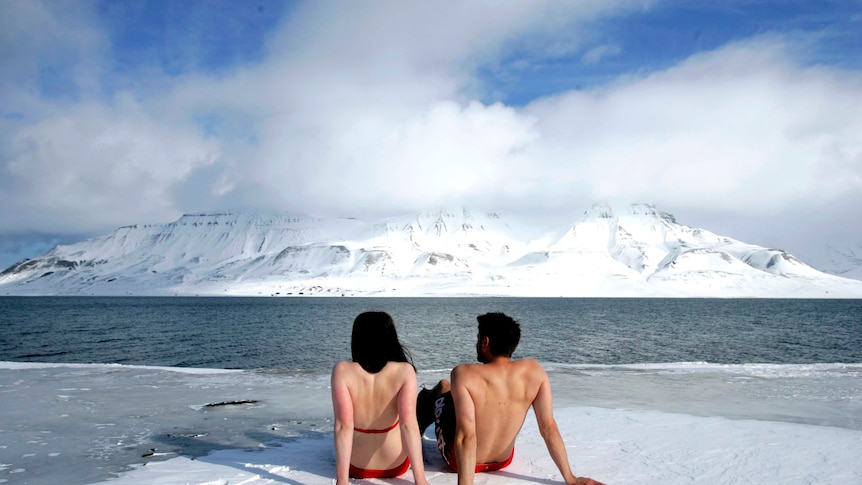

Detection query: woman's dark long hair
xmin=351 ymin=311 xmax=413 ymax=373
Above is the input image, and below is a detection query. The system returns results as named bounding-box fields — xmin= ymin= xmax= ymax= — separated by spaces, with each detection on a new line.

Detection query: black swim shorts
xmin=433 ymin=391 xmax=457 ymax=468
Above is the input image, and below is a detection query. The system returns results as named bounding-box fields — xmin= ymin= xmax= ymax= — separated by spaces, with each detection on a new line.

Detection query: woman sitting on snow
xmin=330 ymin=311 xmax=429 ymax=484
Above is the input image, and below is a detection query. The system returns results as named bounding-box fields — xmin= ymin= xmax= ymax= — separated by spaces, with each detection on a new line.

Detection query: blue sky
xmin=1 ymin=0 xmax=861 ymax=270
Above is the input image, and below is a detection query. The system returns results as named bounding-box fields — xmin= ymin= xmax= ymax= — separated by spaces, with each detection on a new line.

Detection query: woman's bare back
xmin=332 ymin=361 xmax=414 ymax=468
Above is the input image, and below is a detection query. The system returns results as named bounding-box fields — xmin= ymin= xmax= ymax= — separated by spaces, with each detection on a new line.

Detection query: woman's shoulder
xmin=332 ymin=360 xmax=361 ymax=375
xmin=382 ymin=361 xmax=416 ymax=378
xmin=384 ymin=360 xmax=414 ymax=369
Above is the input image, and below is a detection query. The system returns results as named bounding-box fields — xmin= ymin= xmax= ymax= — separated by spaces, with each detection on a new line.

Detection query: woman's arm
xmin=397 ymin=367 xmax=429 ymax=485
xmin=331 ymin=362 xmax=354 ymax=485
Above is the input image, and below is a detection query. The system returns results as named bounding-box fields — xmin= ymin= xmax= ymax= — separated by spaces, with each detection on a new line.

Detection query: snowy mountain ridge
xmin=2 ymin=204 xmax=861 ymax=297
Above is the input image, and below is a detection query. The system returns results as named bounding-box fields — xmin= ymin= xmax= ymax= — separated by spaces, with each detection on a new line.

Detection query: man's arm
xmin=450 ymin=365 xmax=478 ymax=485
xmin=532 ymin=367 xmax=606 ymax=485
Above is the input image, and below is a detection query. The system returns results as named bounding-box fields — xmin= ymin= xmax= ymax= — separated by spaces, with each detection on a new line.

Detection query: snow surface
xmin=2 ymin=204 xmax=861 ymax=297
xmin=101 ymin=407 xmax=862 ymax=485
xmin=2 ymin=362 xmax=860 ymax=485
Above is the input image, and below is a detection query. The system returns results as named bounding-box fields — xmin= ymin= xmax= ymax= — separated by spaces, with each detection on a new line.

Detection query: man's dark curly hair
xmin=477 ymin=312 xmax=521 ymax=357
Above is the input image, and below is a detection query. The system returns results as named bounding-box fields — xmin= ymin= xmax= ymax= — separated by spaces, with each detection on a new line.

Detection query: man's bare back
xmin=450 ymin=357 xmax=546 ymax=464
xmin=418 ymin=312 xmax=605 ymax=485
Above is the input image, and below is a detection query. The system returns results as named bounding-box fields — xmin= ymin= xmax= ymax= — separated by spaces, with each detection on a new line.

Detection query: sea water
xmin=4 ymin=297 xmax=861 ymax=368
xmin=1 ymin=297 xmax=860 ymax=484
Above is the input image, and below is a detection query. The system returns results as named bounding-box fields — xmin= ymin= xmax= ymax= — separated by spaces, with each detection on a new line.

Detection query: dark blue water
xmin=1 ymin=297 xmax=860 ymax=370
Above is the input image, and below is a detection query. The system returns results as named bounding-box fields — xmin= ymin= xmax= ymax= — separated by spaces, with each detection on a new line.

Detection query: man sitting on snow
xmin=418 ymin=312 xmax=605 ymax=485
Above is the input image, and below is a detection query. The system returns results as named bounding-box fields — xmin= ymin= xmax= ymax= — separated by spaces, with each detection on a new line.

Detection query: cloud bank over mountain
xmin=1 ymin=1 xmax=861 ymax=270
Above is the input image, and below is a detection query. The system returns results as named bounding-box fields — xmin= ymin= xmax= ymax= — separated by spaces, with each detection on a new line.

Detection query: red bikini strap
xmin=355 ymin=419 xmax=400 ymax=434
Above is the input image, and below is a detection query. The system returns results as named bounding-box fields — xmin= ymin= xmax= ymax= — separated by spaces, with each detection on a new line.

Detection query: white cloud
xmin=0 ymin=96 xmax=219 ymax=232
xmin=522 ymin=38 xmax=862 ymax=213
xmin=253 ymin=100 xmax=539 ymax=215
xmin=1 ymin=0 xmax=861 ymax=270
xmin=582 ymin=44 xmax=622 ymax=65
xmin=145 ymin=0 xmax=640 ymax=216
xmin=0 ymin=1 xmax=105 ymax=96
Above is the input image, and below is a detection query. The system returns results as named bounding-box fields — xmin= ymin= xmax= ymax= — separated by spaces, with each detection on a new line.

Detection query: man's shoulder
xmin=504 ymin=358 xmax=546 ymax=378
xmin=450 ymin=362 xmax=486 ymax=383
xmin=452 ymin=358 xmax=546 ymax=378
xmin=452 ymin=362 xmax=482 ymax=374
xmin=513 ymin=357 xmax=544 ymax=369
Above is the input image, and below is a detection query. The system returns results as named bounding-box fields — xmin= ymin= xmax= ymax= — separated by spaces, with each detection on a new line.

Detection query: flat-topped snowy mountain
xmin=2 ymin=204 xmax=861 ymax=297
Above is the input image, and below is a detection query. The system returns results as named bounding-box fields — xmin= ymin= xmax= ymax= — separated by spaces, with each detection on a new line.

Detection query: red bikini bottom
xmin=349 ymin=458 xmax=410 ymax=479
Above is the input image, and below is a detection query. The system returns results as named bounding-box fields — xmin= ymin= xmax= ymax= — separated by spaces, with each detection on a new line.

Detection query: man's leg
xmin=417 ymin=379 xmax=450 ymax=435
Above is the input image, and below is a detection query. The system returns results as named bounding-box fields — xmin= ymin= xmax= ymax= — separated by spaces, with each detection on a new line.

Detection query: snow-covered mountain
xmin=806 ymin=243 xmax=862 ymax=281
xmin=2 ymin=204 xmax=861 ymax=297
